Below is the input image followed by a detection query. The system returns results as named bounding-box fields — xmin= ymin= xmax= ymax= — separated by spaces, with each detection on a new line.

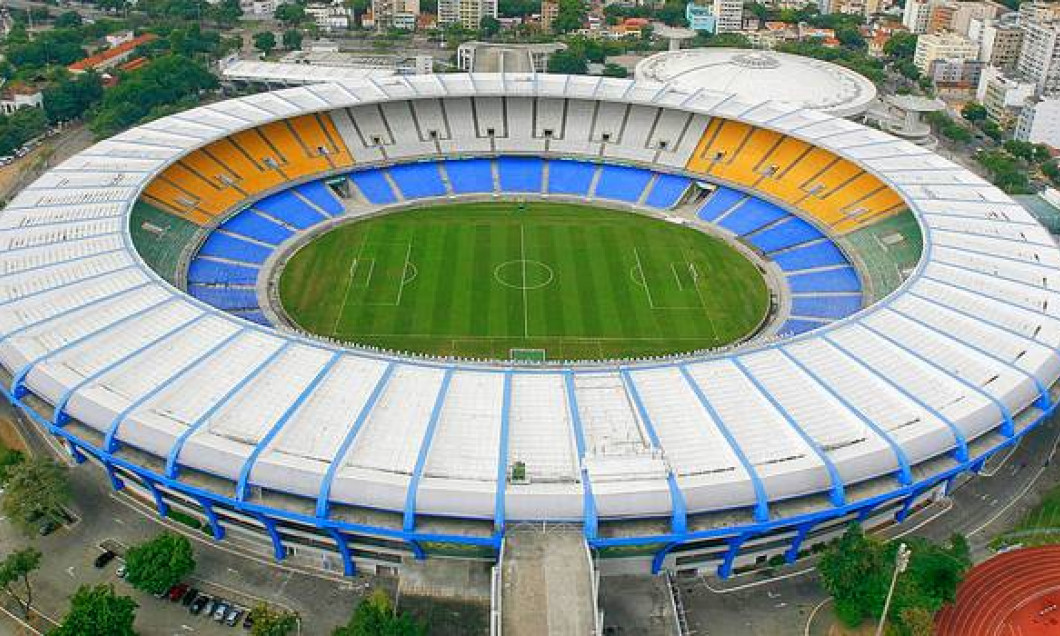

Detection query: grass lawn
xmin=278 ymin=201 xmax=769 ymax=360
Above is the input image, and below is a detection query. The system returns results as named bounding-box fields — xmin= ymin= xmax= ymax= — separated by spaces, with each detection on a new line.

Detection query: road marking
xmin=66 ymin=566 xmax=75 ymax=578
xmin=970 ymin=425 xmax=1060 ymax=537
xmin=804 ymin=597 xmax=832 ymax=636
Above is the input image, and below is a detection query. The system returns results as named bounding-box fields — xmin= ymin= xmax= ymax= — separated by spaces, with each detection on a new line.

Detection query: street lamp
xmin=875 ymin=542 xmax=912 ymax=636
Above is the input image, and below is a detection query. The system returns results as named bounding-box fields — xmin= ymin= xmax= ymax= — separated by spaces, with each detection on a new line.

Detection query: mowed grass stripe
xmin=279 ymin=202 xmax=770 ymax=360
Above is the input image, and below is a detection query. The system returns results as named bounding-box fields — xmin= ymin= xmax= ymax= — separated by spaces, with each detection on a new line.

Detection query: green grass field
xmin=278 ymin=202 xmax=769 ymax=360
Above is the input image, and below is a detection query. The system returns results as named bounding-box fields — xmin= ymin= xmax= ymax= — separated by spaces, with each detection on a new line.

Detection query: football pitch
xmin=278 ymin=201 xmax=770 ymax=360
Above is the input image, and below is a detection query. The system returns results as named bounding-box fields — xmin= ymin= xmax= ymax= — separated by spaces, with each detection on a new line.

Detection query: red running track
xmin=936 ymin=546 xmax=1060 ymax=636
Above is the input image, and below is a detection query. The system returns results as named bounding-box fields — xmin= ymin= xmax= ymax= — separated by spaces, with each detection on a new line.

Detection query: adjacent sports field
xmin=278 ymin=202 xmax=770 ymax=360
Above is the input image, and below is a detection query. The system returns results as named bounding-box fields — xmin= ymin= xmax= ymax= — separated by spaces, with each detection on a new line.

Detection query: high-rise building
xmin=927 ymin=1 xmax=956 ymax=34
xmin=951 ymin=1 xmax=999 ymax=36
xmin=978 ymin=20 xmax=1023 ymax=72
xmin=913 ymin=32 xmax=979 ymax=74
xmin=977 ymin=66 xmax=1037 ymax=127
xmin=438 ymin=0 xmax=497 ymax=30
xmin=372 ymin=0 xmax=420 ymax=30
xmin=1015 ymin=97 xmax=1060 ymax=147
xmin=1017 ymin=17 xmax=1060 ymax=95
xmin=902 ymin=0 xmax=932 ymax=34
xmin=540 ymin=0 xmax=558 ymax=31
xmin=711 ymin=0 xmax=743 ymax=33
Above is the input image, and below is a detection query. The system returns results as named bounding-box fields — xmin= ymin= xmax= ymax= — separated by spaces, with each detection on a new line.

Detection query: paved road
xmin=666 ymin=415 xmax=1060 ymax=636
xmin=0 ymin=399 xmax=376 ymax=635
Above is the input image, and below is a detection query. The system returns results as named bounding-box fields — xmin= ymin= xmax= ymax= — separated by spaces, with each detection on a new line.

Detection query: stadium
xmin=2 ymin=71 xmax=1059 ymax=584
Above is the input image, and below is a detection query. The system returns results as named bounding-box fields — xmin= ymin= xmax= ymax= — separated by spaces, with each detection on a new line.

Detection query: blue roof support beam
xmin=823 ymin=334 xmax=969 ymax=463
xmin=784 ymin=521 xmax=816 ymax=564
xmin=53 ymin=312 xmax=208 ymax=426
xmin=193 ymin=495 xmax=225 ymax=541
xmin=104 ymin=328 xmax=247 ymax=452
xmin=236 ymin=352 xmax=342 ymax=501
xmin=315 ymin=362 xmax=395 ymax=519
xmin=621 ymin=369 xmax=688 ymax=535
xmin=328 ymin=528 xmax=355 ymax=576
xmin=718 ymin=533 xmax=751 ymax=579
xmin=861 ymin=319 xmax=1015 ymax=439
xmin=563 ymin=371 xmax=598 ymax=540
xmin=678 ymin=365 xmax=770 ymax=523
xmin=165 ymin=341 xmax=293 ymax=479
xmin=254 ymin=513 xmax=287 ymax=561
xmin=776 ymin=347 xmax=913 ymax=486
xmin=731 ymin=358 xmax=845 ymax=508
xmin=12 ymin=295 xmax=172 ymax=398
xmin=493 ymin=372 xmax=513 ymax=534
xmin=402 ymin=368 xmax=455 ymax=534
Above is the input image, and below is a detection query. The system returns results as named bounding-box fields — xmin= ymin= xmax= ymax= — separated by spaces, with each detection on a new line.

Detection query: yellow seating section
xmin=142 ymin=113 xmax=353 ymax=226
xmin=685 ymin=117 xmax=905 ymax=233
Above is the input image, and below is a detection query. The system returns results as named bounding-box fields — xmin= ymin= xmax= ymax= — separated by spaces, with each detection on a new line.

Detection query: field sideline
xmin=278 ymin=201 xmax=770 ymax=360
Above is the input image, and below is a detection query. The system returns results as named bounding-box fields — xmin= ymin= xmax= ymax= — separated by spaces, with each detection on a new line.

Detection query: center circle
xmin=494 ymin=260 xmax=554 ymax=290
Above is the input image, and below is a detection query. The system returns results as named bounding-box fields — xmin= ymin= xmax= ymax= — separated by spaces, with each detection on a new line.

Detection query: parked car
xmin=243 ymin=612 xmax=254 ymax=630
xmin=93 ymin=551 xmax=116 ymax=568
xmin=168 ymin=583 xmax=189 ymax=602
xmin=181 ymin=587 xmax=199 ymax=606
xmin=116 ymin=563 xmax=127 ymax=578
xmin=213 ymin=601 xmax=230 ymax=622
xmin=38 ymin=520 xmax=58 ymax=536
xmin=225 ymin=607 xmax=243 ymax=627
xmin=189 ymin=594 xmax=209 ymax=615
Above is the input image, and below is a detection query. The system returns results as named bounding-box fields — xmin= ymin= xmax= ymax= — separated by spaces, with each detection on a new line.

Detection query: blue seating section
xmin=351 ymin=170 xmax=398 ymax=204
xmin=779 ymin=318 xmax=829 ymax=337
xmin=594 ymin=165 xmax=654 ymax=203
xmin=498 ymin=157 xmax=543 ymax=192
xmin=255 ymin=191 xmax=328 ymax=229
xmin=219 ymin=212 xmax=293 ymax=245
xmin=773 ymin=242 xmax=849 ymax=272
xmin=718 ymin=199 xmax=788 ymax=236
xmin=445 ymin=159 xmax=494 ymax=193
xmin=295 ymin=181 xmax=343 ymax=216
xmin=747 ymin=217 xmax=825 ymax=253
xmin=644 ymin=174 xmax=691 ymax=209
xmin=188 ymin=285 xmax=259 ymax=310
xmin=790 ymin=295 xmax=862 ymax=320
xmin=183 ymin=157 xmax=866 ymax=336
xmin=547 ymin=160 xmax=596 ymax=196
xmin=697 ymin=188 xmax=745 ymax=222
xmin=198 ymin=233 xmax=272 ymax=264
xmin=187 ymin=260 xmax=259 ymax=285
xmin=389 ymin=163 xmax=447 ymax=199
xmin=787 ymin=268 xmax=861 ymax=294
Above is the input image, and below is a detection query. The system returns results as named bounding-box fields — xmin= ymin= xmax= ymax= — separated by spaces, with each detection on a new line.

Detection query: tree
xmin=884 ymin=31 xmax=917 ymax=60
xmin=547 ymin=49 xmax=587 ymax=74
xmin=282 ymin=29 xmax=303 ymax=50
xmin=332 ymin=590 xmax=426 ymax=636
xmin=53 ymin=11 xmax=83 ymax=28
xmin=43 ymin=73 xmax=104 ymax=124
xmin=1 ymin=457 xmax=69 ymax=536
xmin=248 ymin=603 xmax=299 ymax=636
xmin=254 ymin=31 xmax=277 ymax=57
xmin=124 ymin=533 xmax=195 ymax=596
xmin=0 ymin=448 xmax=24 ymax=485
xmin=818 ymin=525 xmax=890 ymax=627
xmin=552 ymin=0 xmax=585 ymax=34
xmin=52 ymin=584 xmax=137 ymax=636
xmin=0 ymin=548 xmax=41 ymax=618
xmin=602 ymin=62 xmax=627 ymax=78
xmin=961 ymin=101 xmax=988 ymax=123
xmin=656 ymin=0 xmax=688 ymax=27
xmin=274 ymin=2 xmax=305 ymax=25
xmin=479 ymin=15 xmax=500 ymax=38
xmin=209 ymin=0 xmax=244 ymax=26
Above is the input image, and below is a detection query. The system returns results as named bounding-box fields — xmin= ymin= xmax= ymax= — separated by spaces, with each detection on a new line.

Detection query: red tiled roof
xmin=68 ymin=33 xmax=158 ymax=72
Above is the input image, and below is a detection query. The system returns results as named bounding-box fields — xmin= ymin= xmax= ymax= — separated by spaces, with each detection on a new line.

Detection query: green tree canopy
xmin=249 ymin=603 xmax=299 ymax=636
xmin=552 ymin=0 xmax=586 ymax=34
xmin=479 ymin=15 xmax=501 ymax=38
xmin=0 ymin=456 xmax=70 ymax=535
xmin=819 ymin=525 xmax=971 ymax=632
xmin=274 ymin=2 xmax=306 ymax=25
xmin=254 ymin=31 xmax=277 ymax=56
xmin=53 ymin=11 xmax=83 ymax=28
xmin=332 ymin=590 xmax=426 ymax=636
xmin=546 ymin=49 xmax=588 ymax=74
xmin=51 ymin=584 xmax=137 ymax=636
xmin=961 ymin=101 xmax=988 ymax=123
xmin=884 ymin=31 xmax=917 ymax=60
xmin=0 ymin=547 xmax=41 ymax=618
xmin=602 ymin=62 xmax=628 ymax=78
xmin=44 ymin=72 xmax=104 ymax=124
xmin=283 ymin=28 xmax=304 ymax=50
xmin=124 ymin=532 xmax=195 ymax=595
